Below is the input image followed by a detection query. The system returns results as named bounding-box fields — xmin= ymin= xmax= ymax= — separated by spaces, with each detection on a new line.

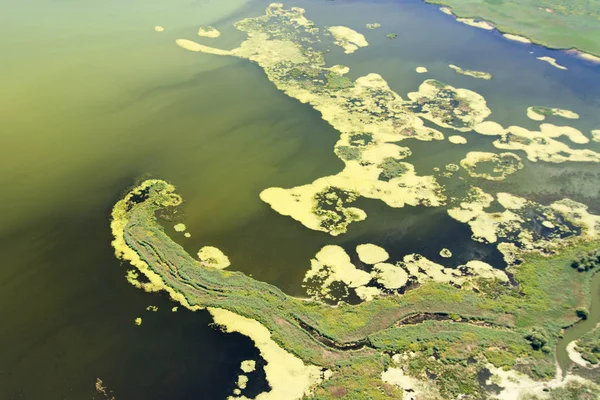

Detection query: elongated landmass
xmin=112 ymin=179 xmax=600 ymax=399
xmin=449 ymin=64 xmax=492 ymax=80
xmin=428 ymin=0 xmax=600 ymax=59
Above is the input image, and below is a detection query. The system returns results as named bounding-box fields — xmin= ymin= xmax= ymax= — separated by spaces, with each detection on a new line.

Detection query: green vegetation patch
xmin=335 ymin=145 xmax=362 ymax=161
xmin=325 ymin=72 xmax=354 ymax=91
xmin=576 ymin=325 xmax=600 ymax=364
xmin=571 ymin=249 xmax=600 ymax=272
xmin=113 ymin=180 xmax=600 ymax=398
xmin=378 ymin=157 xmax=410 ymax=181
xmin=425 ymin=0 xmax=600 ymax=56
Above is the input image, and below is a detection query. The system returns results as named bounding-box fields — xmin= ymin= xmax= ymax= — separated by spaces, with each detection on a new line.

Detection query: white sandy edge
xmin=457 ymin=18 xmax=494 ymax=30
xmin=527 ymin=107 xmax=545 ymax=121
xmin=208 ymin=308 xmax=324 ymax=400
xmin=486 ymin=363 xmax=593 ymax=400
xmin=537 ymin=56 xmax=567 ymax=70
xmin=435 ymin=5 xmax=600 ymax=65
xmin=566 ymin=340 xmax=591 ymax=367
xmin=567 ymin=49 xmax=600 ymax=64
xmin=503 ymin=33 xmax=532 ymax=44
xmin=381 ymin=367 xmax=428 ymax=399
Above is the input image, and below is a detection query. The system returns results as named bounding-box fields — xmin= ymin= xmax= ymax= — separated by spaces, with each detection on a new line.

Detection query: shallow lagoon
xmin=1 ymin=0 xmax=600 ymax=398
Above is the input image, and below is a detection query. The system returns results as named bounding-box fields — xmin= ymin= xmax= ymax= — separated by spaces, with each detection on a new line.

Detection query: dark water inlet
xmin=556 ymin=271 xmax=600 ymax=376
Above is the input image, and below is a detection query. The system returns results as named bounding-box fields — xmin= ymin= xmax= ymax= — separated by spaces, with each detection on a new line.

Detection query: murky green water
xmin=2 ymin=0 xmax=600 ymax=398
xmin=556 ymin=272 xmax=600 ymax=375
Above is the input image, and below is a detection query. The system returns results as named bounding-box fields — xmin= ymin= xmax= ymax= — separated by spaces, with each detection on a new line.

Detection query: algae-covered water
xmin=2 ymin=0 xmax=600 ymax=398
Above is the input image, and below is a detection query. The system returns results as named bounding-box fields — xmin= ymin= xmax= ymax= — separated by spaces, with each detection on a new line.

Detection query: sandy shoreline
xmin=429 ymin=1 xmax=600 ymax=64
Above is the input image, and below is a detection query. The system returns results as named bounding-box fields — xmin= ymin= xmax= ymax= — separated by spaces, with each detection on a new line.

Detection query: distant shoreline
xmin=424 ymin=0 xmax=600 ymax=63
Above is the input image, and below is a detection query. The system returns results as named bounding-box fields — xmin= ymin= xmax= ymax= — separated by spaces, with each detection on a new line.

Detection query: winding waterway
xmin=556 ymin=271 xmax=600 ymax=375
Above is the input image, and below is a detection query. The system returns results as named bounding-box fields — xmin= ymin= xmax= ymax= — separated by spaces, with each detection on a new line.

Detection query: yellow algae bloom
xmin=457 ymin=18 xmax=494 ymax=31
xmin=537 ymin=56 xmax=567 ymax=70
xmin=241 ymin=360 xmax=256 ymax=373
xmin=551 ymin=199 xmax=600 ymax=238
xmin=464 ymin=261 xmax=508 ymax=281
xmin=304 ymin=245 xmax=372 ymax=300
xmin=356 ymin=243 xmax=390 ymax=264
xmin=449 ymin=64 xmax=492 ymax=80
xmin=354 ymin=286 xmax=381 ymax=302
xmin=208 ymin=308 xmax=324 ymax=400
xmin=534 ymin=123 xmax=588 ymax=143
xmin=527 ymin=107 xmax=545 ymax=121
xmin=448 ymin=188 xmax=527 ymax=245
xmin=328 ymin=26 xmax=368 ymax=54
xmin=415 ymin=66 xmax=428 ymax=73
xmin=407 ymin=80 xmax=491 ymax=131
xmin=592 ymin=130 xmax=600 ymax=142
xmin=400 ymin=254 xmax=452 ymax=283
xmin=171 ymin=306 xmax=178 ymax=312
xmin=497 ymin=192 xmax=527 ymax=210
xmin=260 ymin=184 xmax=367 ymax=237
xmin=329 ymin=65 xmax=350 ymax=75
xmin=176 ymin=6 xmax=493 ymax=236
xmin=154 ymin=26 xmax=165 ymax=32
xmin=366 ymin=23 xmax=381 ymax=30
xmin=174 ymin=223 xmax=186 ymax=232
xmin=477 ymin=122 xmax=600 ymax=163
xmin=134 ymin=317 xmax=142 ymax=326
xmin=260 ymin=142 xmax=443 ymax=235
xmin=526 ymin=106 xmax=579 ymax=121
xmin=198 ymin=26 xmax=220 ymax=38
xmin=474 ymin=121 xmax=504 ymax=136
xmin=382 ymin=366 xmax=432 ymax=400
xmin=439 ymin=248 xmax=452 ymax=258
xmin=448 ymin=187 xmax=599 ymax=252
xmin=237 ymin=375 xmax=249 ymax=389
xmin=184 ymin=232 xmax=191 ymax=238
xmin=372 ymin=263 xmax=409 ymax=290
xmin=174 ymin=4 xmax=517 ymax=238
xmin=175 ymin=39 xmax=233 ymax=55
xmin=146 ymin=305 xmax=158 ymax=312
xmin=542 ymin=220 xmax=555 ymax=229
xmin=448 ymin=135 xmax=467 ymax=144
xmin=398 ymin=253 xmax=508 ymax=284
xmin=503 ymin=34 xmax=531 ymax=44
xmin=553 ymin=109 xmax=579 ymax=119
xmin=460 ymin=151 xmax=523 ymax=181
xmin=197 ymin=246 xmax=230 ymax=269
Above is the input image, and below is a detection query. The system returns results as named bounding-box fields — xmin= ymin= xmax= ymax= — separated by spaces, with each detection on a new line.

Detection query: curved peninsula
xmin=112 ymin=179 xmax=600 ymax=399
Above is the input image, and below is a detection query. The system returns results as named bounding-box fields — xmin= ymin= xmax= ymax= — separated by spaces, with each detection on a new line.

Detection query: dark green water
xmin=2 ymin=0 xmax=600 ymax=398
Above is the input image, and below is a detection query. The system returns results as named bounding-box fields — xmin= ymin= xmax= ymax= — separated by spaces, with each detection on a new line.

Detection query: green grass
xmin=325 ymin=72 xmax=354 ymax=90
xmin=426 ymin=0 xmax=600 ymax=56
xmin=576 ymin=325 xmax=600 ymax=365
